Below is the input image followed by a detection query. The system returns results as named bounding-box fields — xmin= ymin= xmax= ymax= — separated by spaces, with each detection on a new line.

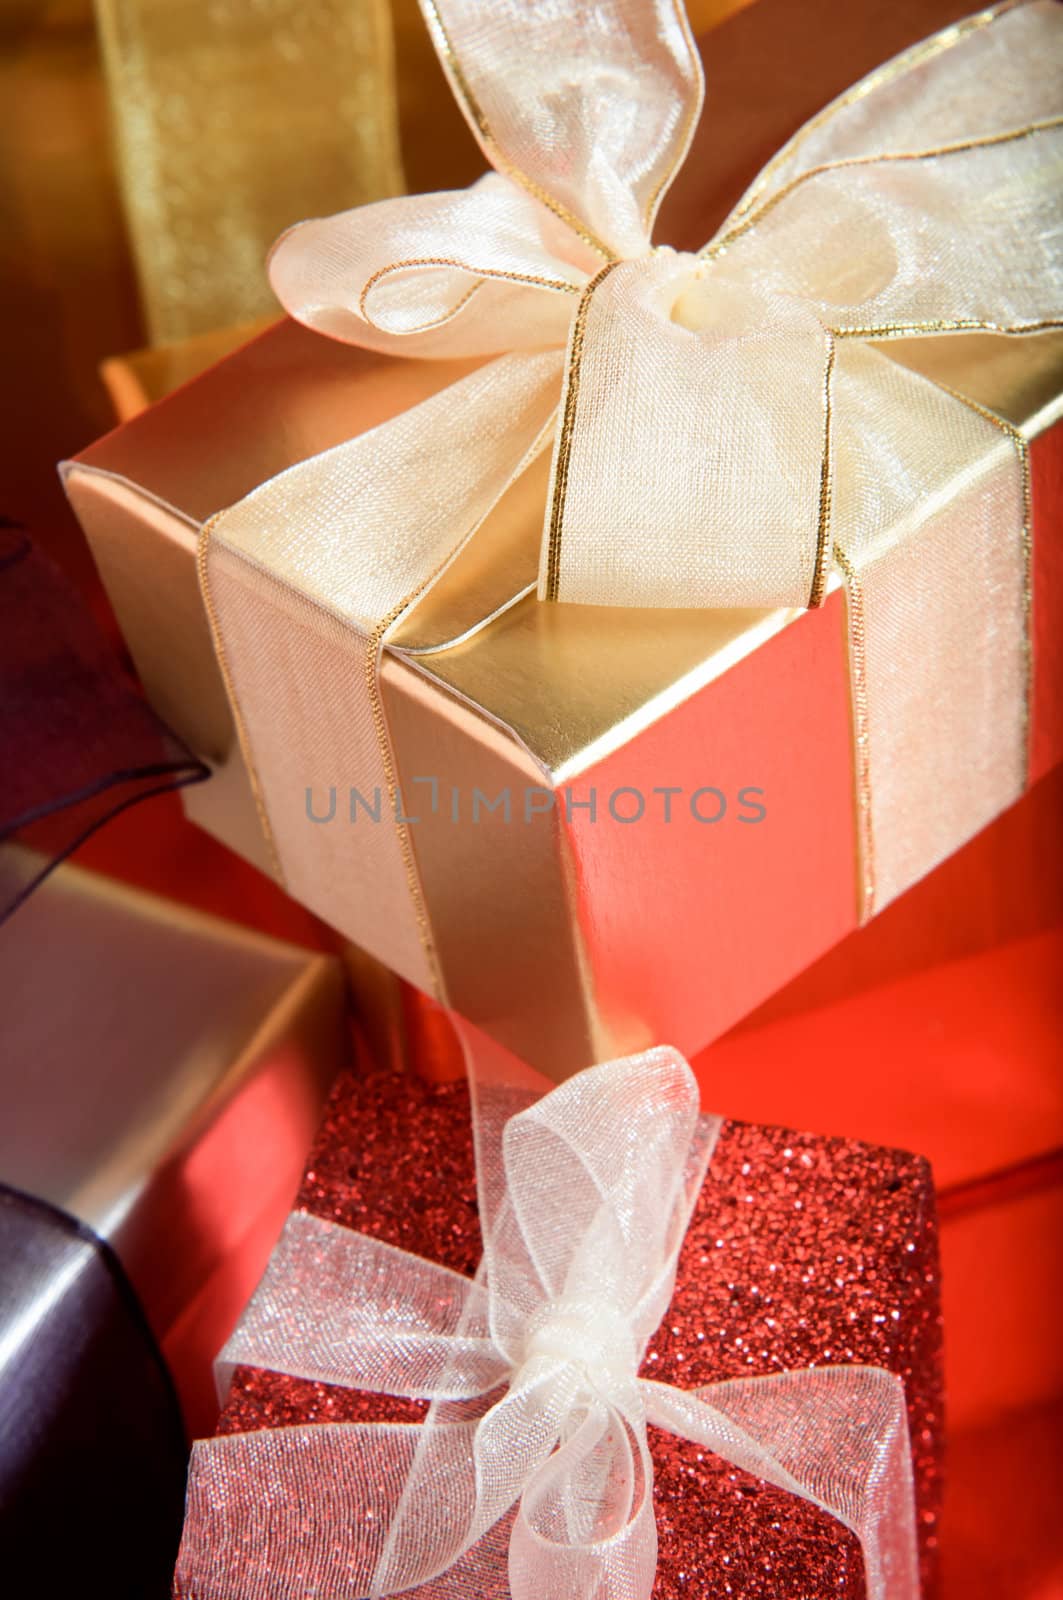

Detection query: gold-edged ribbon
xmin=199 ymin=0 xmax=1063 ymax=998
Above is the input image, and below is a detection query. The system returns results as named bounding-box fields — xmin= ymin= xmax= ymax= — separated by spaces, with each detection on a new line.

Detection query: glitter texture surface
xmin=219 ymin=1068 xmax=943 ymax=1598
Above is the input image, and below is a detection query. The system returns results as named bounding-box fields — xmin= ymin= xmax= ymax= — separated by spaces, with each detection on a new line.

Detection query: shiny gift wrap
xmin=177 ymin=1053 xmax=943 ymax=1599
xmin=0 ymin=1185 xmax=187 ymax=1595
xmin=0 ymin=858 xmax=346 ymax=1456
xmin=65 ymin=0 xmax=1063 ymax=1079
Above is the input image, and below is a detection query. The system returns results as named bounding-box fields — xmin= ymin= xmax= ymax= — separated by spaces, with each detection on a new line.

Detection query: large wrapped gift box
xmin=0 ymin=858 xmax=347 ymax=1586
xmin=64 ymin=0 xmax=1063 ymax=1080
xmin=193 ymin=1061 xmax=944 ymax=1598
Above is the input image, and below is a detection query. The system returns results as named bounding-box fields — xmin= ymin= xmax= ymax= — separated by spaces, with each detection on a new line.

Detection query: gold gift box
xmin=65 ymin=311 xmax=1063 ymax=1078
xmin=66 ymin=0 xmax=1063 ymax=1080
xmin=0 ymin=856 xmax=346 ymax=1434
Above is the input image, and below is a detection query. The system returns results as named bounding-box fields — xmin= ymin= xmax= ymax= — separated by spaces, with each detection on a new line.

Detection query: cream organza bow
xmin=176 ymin=1049 xmax=920 ymax=1600
xmin=268 ymin=0 xmax=1062 ymax=612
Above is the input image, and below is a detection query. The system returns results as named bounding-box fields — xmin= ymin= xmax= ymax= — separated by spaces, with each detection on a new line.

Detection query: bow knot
xmin=517 ymin=1297 xmax=641 ymax=1404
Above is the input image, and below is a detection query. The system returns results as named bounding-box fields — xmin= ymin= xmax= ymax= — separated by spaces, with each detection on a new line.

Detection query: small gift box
xmin=0 ymin=857 xmax=346 ymax=1587
xmin=65 ymin=0 xmax=1063 ymax=1081
xmin=176 ymin=1047 xmax=943 ymax=1599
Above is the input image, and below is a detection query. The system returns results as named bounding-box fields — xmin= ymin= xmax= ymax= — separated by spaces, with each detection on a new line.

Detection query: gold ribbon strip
xmin=95 ymin=0 xmax=404 ymax=341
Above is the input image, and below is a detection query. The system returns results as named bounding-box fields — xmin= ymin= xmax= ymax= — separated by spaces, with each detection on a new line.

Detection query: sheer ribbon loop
xmin=175 ymin=1049 xmax=921 ymax=1600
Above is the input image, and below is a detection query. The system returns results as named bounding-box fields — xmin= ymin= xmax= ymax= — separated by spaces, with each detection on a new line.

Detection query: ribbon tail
xmin=538 ymin=254 xmax=833 ymax=608
xmin=831 ymin=342 xmax=1030 ymax=919
xmin=200 ymin=348 xmax=563 ymax=1000
xmin=174 ymin=1419 xmax=491 ymax=1600
xmin=215 ymin=1211 xmax=505 ymax=1405
xmin=643 ymin=1365 xmax=920 ymax=1600
xmin=369 ymin=1360 xmax=574 ymax=1595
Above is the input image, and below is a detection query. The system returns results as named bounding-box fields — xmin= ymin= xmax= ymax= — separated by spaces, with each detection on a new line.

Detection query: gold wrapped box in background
xmin=0 ymin=855 xmax=347 ymax=1435
xmin=94 ymin=0 xmax=405 ymax=343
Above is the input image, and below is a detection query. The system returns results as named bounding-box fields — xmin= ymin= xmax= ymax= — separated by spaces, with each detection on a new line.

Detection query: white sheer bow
xmin=175 ymin=1049 xmax=920 ymax=1599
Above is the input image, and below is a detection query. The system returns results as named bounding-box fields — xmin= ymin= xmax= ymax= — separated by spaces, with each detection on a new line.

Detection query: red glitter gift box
xmin=210 ymin=1065 xmax=943 ymax=1599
